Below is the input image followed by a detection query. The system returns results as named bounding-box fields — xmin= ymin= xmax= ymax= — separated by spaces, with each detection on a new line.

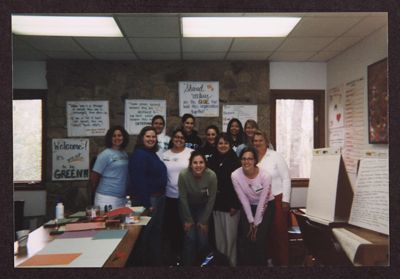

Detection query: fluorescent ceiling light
xmin=182 ymin=17 xmax=301 ymax=37
xmin=12 ymin=15 xmax=123 ymax=37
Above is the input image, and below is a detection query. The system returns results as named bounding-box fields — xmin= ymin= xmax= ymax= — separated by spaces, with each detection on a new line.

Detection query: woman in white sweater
xmin=162 ymin=128 xmax=193 ymax=265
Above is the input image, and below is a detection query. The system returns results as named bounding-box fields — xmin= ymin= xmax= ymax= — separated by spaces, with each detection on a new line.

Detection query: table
xmin=14 ymin=223 xmax=142 ymax=268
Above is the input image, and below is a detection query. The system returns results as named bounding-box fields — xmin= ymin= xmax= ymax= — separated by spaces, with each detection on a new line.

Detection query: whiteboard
xmin=306 ymin=148 xmax=341 ymax=222
xmin=124 ymin=99 xmax=166 ymax=135
xmin=67 ymin=101 xmax=109 ymax=137
xmin=222 ymin=105 xmax=257 ymax=131
xmin=349 ymin=158 xmax=389 ymax=235
xmin=179 ymin=81 xmax=219 ymax=117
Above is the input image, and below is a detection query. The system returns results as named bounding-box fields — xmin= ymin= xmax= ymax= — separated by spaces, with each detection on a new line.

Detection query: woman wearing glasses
xmin=231 ymin=146 xmax=274 ymax=266
xmin=162 ymin=128 xmax=193 ymax=266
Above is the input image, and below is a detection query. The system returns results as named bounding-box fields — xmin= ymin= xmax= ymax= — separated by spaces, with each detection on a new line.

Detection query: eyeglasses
xmin=241 ymin=157 xmax=255 ymax=161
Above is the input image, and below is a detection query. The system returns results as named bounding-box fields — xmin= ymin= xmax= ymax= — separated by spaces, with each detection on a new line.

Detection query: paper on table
xmin=131 ymin=216 xmax=151 ymax=226
xmin=65 ymin=222 xmax=105 ymax=231
xmin=332 ymin=228 xmax=371 ymax=263
xmin=68 ymin=211 xmax=87 ymax=218
xmin=18 ymin=237 xmax=124 ymax=267
xmin=92 ymin=229 xmax=127 ymax=240
xmin=56 ymin=230 xmax=97 ymax=239
xmin=18 ymin=253 xmax=81 ymax=267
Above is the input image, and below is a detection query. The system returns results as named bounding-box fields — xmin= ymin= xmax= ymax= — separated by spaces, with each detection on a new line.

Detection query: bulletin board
xmin=179 ymin=81 xmax=219 ymax=117
xmin=124 ymin=99 xmax=166 ymax=135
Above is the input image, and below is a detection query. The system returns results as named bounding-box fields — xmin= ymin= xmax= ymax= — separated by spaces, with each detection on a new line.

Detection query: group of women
xmin=90 ymin=114 xmax=291 ymax=267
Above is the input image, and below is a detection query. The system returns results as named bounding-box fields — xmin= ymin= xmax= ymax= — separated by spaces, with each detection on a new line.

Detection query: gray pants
xmin=213 ymin=210 xmax=240 ymax=267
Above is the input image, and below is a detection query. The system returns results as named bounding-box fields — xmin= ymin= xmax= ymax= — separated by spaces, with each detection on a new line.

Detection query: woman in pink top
xmin=231 ymin=146 xmax=275 ymax=266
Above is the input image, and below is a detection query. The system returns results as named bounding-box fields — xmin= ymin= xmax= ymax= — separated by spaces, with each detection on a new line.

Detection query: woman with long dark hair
xmin=226 ymin=118 xmax=244 ymax=153
xmin=199 ymin=124 xmax=219 ymax=162
xmin=181 ymin=113 xmax=202 ymax=150
xmin=91 ymin=125 xmax=129 ymax=209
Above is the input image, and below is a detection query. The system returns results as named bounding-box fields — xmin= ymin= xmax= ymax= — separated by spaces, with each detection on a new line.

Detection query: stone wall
xmin=45 ymin=60 xmax=270 ymax=217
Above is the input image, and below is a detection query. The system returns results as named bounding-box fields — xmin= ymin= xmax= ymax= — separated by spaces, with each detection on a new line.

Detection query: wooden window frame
xmin=270 ymin=90 xmax=325 ymax=188
xmin=13 ymin=89 xmax=47 ymax=190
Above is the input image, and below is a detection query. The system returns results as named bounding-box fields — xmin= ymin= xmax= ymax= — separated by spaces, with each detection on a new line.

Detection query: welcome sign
xmin=179 ymin=81 xmax=219 ymax=117
xmin=52 ymin=138 xmax=90 ymax=181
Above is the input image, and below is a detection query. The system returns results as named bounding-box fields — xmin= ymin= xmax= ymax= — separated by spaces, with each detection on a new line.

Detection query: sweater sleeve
xmin=254 ymin=173 xmax=272 ymax=226
xmin=128 ymin=150 xmax=151 ymax=208
xmin=199 ymin=170 xmax=217 ymax=225
xmin=178 ymin=171 xmax=194 ymax=224
xmin=232 ymin=171 xmax=254 ymax=224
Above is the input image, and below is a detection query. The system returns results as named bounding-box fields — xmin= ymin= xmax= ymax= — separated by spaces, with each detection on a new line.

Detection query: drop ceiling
xmin=12 ymin=12 xmax=388 ymax=62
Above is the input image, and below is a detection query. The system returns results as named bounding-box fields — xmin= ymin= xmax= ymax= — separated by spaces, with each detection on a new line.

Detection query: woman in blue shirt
xmin=127 ymin=126 xmax=167 ymax=266
xmin=91 ymin=125 xmax=129 ymax=209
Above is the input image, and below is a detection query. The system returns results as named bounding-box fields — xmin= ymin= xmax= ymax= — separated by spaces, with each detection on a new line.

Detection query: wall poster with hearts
xmin=328 ymin=85 xmax=345 ymax=148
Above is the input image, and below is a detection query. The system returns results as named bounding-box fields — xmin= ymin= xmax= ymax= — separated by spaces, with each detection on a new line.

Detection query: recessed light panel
xmin=12 ymin=15 xmax=123 ymax=37
xmin=182 ymin=17 xmax=301 ymax=37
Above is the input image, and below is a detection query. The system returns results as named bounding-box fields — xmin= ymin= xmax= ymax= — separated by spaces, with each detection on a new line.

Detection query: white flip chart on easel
xmin=306 ymin=147 xmax=353 ymax=224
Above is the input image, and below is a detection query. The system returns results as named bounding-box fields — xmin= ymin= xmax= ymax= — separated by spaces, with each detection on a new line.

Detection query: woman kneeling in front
xmin=178 ymin=151 xmax=217 ymax=266
xmin=231 ymin=146 xmax=275 ymax=266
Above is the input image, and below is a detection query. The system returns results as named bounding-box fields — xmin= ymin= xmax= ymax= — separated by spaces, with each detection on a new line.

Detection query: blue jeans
xmin=182 ymin=204 xmax=210 ymax=266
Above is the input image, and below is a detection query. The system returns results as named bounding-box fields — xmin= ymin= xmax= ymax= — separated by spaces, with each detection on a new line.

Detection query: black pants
xmin=164 ymin=197 xmax=184 ymax=261
xmin=237 ymin=200 xmax=275 ymax=266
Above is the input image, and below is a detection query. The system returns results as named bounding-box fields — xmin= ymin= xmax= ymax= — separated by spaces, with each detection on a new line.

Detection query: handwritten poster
xmin=67 ymin=101 xmax=109 ymax=137
xmin=52 ymin=138 xmax=89 ymax=181
xmin=179 ymin=81 xmax=219 ymax=117
xmin=349 ymin=157 xmax=389 ymax=235
xmin=222 ymin=105 xmax=258 ymax=131
xmin=124 ymin=99 xmax=166 ymax=135
xmin=342 ymin=78 xmax=365 ymax=174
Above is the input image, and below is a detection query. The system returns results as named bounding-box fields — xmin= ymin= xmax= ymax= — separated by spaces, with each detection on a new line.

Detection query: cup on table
xmin=86 ymin=205 xmax=100 ymax=220
xmin=16 ymin=229 xmax=30 ymax=248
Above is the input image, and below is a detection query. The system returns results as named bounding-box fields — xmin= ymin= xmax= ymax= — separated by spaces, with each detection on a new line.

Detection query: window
xmin=270 ymin=90 xmax=325 ymax=187
xmin=13 ymin=90 xmax=46 ymax=188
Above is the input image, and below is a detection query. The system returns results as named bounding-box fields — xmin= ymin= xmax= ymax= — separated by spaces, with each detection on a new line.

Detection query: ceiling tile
xmin=91 ymin=52 xmax=138 ymax=60
xmin=117 ymin=16 xmax=180 ymax=37
xmin=183 ymin=52 xmax=226 ymax=60
xmin=308 ymin=51 xmax=339 ymax=62
xmin=269 ymin=51 xmax=315 ymax=61
xmin=182 ymin=38 xmax=232 ymax=52
xmin=324 ymin=37 xmax=362 ymax=51
xmin=290 ymin=17 xmax=362 ymax=37
xmin=129 ymin=38 xmax=180 ymax=52
xmin=75 ymin=38 xmax=131 ymax=52
xmin=226 ymin=52 xmax=271 ymax=60
xmin=230 ymin=38 xmax=284 ymax=52
xmin=44 ymin=51 xmax=93 ymax=59
xmin=305 ymin=12 xmax=370 ymax=17
xmin=137 ymin=52 xmax=181 ymax=60
xmin=278 ymin=37 xmax=335 ymax=51
xmin=19 ymin=36 xmax=82 ymax=51
xmin=343 ymin=16 xmax=387 ymax=37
